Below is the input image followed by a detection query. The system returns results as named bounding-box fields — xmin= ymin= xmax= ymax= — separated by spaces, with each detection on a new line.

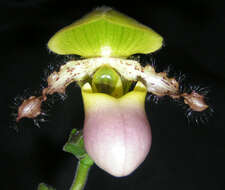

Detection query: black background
xmin=1 ymin=0 xmax=225 ymax=190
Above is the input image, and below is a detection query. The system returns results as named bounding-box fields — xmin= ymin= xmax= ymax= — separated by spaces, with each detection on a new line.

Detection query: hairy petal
xmin=15 ymin=57 xmax=209 ymax=123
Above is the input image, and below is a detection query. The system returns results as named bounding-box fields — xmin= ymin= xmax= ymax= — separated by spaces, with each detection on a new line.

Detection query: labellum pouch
xmin=82 ymin=81 xmax=152 ymax=177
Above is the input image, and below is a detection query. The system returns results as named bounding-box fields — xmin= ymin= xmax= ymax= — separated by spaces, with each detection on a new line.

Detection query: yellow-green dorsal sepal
xmin=48 ymin=7 xmax=163 ymax=58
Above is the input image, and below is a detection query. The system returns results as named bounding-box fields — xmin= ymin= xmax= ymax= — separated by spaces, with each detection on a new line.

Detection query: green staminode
xmin=92 ymin=65 xmax=124 ymax=98
xmin=48 ymin=7 xmax=163 ymax=58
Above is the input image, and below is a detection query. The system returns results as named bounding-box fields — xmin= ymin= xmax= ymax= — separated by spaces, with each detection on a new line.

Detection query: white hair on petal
xmin=43 ymin=57 xmax=180 ymax=97
xmin=15 ymin=57 xmax=209 ymax=123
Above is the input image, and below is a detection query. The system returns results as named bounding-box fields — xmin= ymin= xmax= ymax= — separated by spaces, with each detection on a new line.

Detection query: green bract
xmin=48 ymin=7 xmax=163 ymax=58
xmin=37 ymin=183 xmax=55 ymax=190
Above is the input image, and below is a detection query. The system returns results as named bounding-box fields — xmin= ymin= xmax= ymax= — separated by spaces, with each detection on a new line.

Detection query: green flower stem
xmin=70 ymin=161 xmax=92 ymax=190
xmin=63 ymin=129 xmax=94 ymax=190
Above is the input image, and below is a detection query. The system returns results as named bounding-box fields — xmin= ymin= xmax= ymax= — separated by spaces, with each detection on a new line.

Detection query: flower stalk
xmin=70 ymin=161 xmax=91 ymax=190
xmin=63 ymin=129 xmax=94 ymax=190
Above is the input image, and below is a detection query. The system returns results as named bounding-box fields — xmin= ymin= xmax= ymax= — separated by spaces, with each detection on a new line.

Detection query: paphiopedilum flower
xmin=15 ymin=6 xmax=210 ymax=183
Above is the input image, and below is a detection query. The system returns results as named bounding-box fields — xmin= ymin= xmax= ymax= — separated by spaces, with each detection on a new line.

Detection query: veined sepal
xmin=48 ymin=7 xmax=163 ymax=58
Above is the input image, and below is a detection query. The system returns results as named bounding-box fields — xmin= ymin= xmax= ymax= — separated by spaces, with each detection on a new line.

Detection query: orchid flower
xmin=15 ymin=7 xmax=210 ymax=190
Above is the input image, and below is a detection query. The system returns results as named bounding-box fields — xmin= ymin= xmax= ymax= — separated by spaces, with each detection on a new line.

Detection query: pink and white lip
xmin=82 ymin=82 xmax=152 ymax=177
